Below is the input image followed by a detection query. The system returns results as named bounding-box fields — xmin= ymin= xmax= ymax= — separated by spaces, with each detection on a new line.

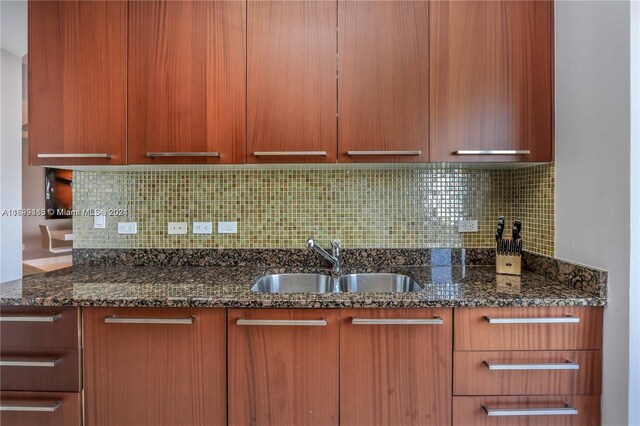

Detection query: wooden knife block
xmin=496 ymin=238 xmax=522 ymax=276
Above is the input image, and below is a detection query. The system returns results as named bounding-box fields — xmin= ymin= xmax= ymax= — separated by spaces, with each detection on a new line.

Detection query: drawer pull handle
xmin=253 ymin=151 xmax=327 ymax=157
xmin=0 ymin=358 xmax=62 ymax=368
xmin=484 ymin=315 xmax=580 ymax=324
xmin=104 ymin=315 xmax=195 ymax=325
xmin=37 ymin=153 xmax=111 ymax=158
xmin=0 ymin=314 xmax=61 ymax=322
xmin=483 ymin=404 xmax=578 ymax=417
xmin=347 ymin=150 xmax=421 ymax=156
xmin=236 ymin=319 xmax=327 ymax=326
xmin=351 ymin=317 xmax=443 ymax=325
xmin=147 ymin=152 xmax=220 ymax=158
xmin=455 ymin=150 xmax=531 ymax=155
xmin=0 ymin=401 xmax=62 ymax=412
xmin=484 ymin=360 xmax=579 ymax=371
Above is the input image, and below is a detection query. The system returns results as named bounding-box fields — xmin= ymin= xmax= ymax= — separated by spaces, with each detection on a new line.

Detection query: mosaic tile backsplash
xmin=72 ymin=164 xmax=555 ymax=256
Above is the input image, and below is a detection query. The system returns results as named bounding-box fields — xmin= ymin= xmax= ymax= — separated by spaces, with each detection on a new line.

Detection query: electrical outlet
xmin=168 ymin=222 xmax=188 ymax=235
xmin=94 ymin=214 xmax=106 ymax=229
xmin=458 ymin=220 xmax=478 ymax=233
xmin=193 ymin=222 xmax=213 ymax=234
xmin=218 ymin=221 xmax=237 ymax=234
xmin=117 ymin=222 xmax=137 ymax=234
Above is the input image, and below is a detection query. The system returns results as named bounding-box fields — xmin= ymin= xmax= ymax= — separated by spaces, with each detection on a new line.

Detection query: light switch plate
xmin=458 ymin=220 xmax=478 ymax=233
xmin=94 ymin=214 xmax=106 ymax=229
xmin=218 ymin=221 xmax=237 ymax=234
xmin=168 ymin=222 xmax=188 ymax=235
xmin=193 ymin=222 xmax=213 ymax=234
xmin=118 ymin=222 xmax=137 ymax=234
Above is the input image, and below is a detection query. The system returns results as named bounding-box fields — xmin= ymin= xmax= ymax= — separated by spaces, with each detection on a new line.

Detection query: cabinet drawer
xmin=454 ymin=351 xmax=601 ymax=396
xmin=0 ymin=307 xmax=79 ymax=349
xmin=453 ymin=395 xmax=600 ymax=426
xmin=0 ymin=391 xmax=81 ymax=426
xmin=454 ymin=307 xmax=603 ymax=351
xmin=0 ymin=348 xmax=81 ymax=392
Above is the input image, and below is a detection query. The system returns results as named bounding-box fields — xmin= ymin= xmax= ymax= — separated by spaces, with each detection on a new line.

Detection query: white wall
xmin=629 ymin=0 xmax=640 ymax=422
xmin=1 ymin=49 xmax=24 ymax=282
xmin=555 ymin=1 xmax=632 ymax=425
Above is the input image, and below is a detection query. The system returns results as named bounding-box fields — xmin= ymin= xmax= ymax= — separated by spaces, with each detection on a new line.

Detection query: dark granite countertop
xmin=0 ymin=264 xmax=606 ymax=308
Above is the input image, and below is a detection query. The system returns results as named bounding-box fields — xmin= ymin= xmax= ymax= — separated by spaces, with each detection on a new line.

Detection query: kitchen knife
xmin=514 ymin=218 xmax=522 ymax=239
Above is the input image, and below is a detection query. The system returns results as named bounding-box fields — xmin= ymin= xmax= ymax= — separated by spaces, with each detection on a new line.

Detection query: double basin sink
xmin=251 ymin=273 xmax=423 ymax=294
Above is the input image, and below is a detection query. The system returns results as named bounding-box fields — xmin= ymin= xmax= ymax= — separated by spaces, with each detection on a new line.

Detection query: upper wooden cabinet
xmin=430 ymin=0 xmax=554 ymax=162
xmin=28 ymin=1 xmax=127 ymax=166
xmin=247 ymin=1 xmax=337 ymax=163
xmin=338 ymin=0 xmax=430 ymax=163
xmin=128 ymin=1 xmax=246 ymax=164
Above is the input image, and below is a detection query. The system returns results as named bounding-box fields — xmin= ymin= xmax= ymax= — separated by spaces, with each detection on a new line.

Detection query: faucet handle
xmin=305 ymin=238 xmax=316 ymax=249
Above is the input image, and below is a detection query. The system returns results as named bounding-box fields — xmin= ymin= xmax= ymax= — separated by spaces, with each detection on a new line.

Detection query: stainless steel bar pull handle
xmin=347 ymin=150 xmax=421 ymax=156
xmin=37 ymin=153 xmax=111 ymax=158
xmin=104 ymin=315 xmax=195 ymax=325
xmin=484 ymin=360 xmax=579 ymax=371
xmin=455 ymin=150 xmax=530 ymax=155
xmin=236 ymin=319 xmax=327 ymax=326
xmin=351 ymin=317 xmax=443 ymax=325
xmin=484 ymin=315 xmax=580 ymax=324
xmin=253 ymin=151 xmax=327 ymax=156
xmin=0 ymin=358 xmax=62 ymax=368
xmin=0 ymin=314 xmax=61 ymax=322
xmin=0 ymin=401 xmax=62 ymax=412
xmin=147 ymin=152 xmax=220 ymax=158
xmin=483 ymin=404 xmax=578 ymax=417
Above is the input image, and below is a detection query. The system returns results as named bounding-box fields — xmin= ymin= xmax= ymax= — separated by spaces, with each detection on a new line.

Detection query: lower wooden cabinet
xmin=0 ymin=391 xmax=81 ymax=426
xmin=83 ymin=307 xmax=226 ymax=426
xmin=453 ymin=395 xmax=601 ymax=426
xmin=228 ymin=308 xmax=339 ymax=426
xmin=340 ymin=308 xmax=452 ymax=426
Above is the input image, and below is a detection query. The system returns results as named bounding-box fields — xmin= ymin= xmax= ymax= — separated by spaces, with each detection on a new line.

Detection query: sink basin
xmin=337 ymin=273 xmax=423 ymax=293
xmin=251 ymin=274 xmax=334 ymax=293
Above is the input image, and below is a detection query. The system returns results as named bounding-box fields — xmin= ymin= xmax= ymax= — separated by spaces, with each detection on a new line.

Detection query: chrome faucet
xmin=306 ymin=238 xmax=341 ymax=272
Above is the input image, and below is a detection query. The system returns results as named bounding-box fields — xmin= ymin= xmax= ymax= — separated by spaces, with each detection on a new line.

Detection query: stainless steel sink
xmin=337 ymin=273 xmax=423 ymax=293
xmin=251 ymin=273 xmax=423 ymax=293
xmin=251 ymin=274 xmax=334 ymax=293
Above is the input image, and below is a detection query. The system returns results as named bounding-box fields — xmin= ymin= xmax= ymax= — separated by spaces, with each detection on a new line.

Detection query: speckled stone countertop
xmin=0 ymin=260 xmax=607 ymax=308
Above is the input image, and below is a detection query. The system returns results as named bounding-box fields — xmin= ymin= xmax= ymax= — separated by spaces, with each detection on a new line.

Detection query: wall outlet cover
xmin=218 ymin=221 xmax=237 ymax=234
xmin=458 ymin=220 xmax=478 ymax=233
xmin=117 ymin=222 xmax=137 ymax=234
xmin=193 ymin=222 xmax=213 ymax=234
xmin=94 ymin=214 xmax=106 ymax=229
xmin=168 ymin=222 xmax=188 ymax=235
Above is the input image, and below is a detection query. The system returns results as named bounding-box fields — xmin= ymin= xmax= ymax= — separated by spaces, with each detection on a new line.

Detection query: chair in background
xmin=39 ymin=225 xmax=72 ymax=253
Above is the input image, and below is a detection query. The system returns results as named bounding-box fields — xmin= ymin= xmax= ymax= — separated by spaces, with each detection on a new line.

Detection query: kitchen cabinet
xmin=430 ymin=0 xmax=553 ymax=162
xmin=247 ymin=1 xmax=337 ymax=164
xmin=453 ymin=307 xmax=602 ymax=426
xmin=340 ymin=308 xmax=452 ymax=426
xmin=228 ymin=308 xmax=339 ymax=425
xmin=338 ymin=0 xmax=430 ymax=163
xmin=0 ymin=307 xmax=81 ymax=426
xmin=128 ymin=1 xmax=246 ymax=164
xmin=28 ymin=0 xmax=127 ymax=166
xmin=83 ymin=307 xmax=226 ymax=426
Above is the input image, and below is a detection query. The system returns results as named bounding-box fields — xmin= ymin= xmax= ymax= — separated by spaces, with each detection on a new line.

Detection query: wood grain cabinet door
xmin=247 ymin=1 xmax=337 ymax=163
xmin=128 ymin=1 xmax=246 ymax=164
xmin=430 ymin=0 xmax=553 ymax=162
xmin=83 ymin=308 xmax=226 ymax=426
xmin=340 ymin=308 xmax=453 ymax=426
xmin=338 ymin=1 xmax=430 ymax=163
xmin=28 ymin=1 xmax=127 ymax=166
xmin=228 ymin=309 xmax=339 ymax=426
